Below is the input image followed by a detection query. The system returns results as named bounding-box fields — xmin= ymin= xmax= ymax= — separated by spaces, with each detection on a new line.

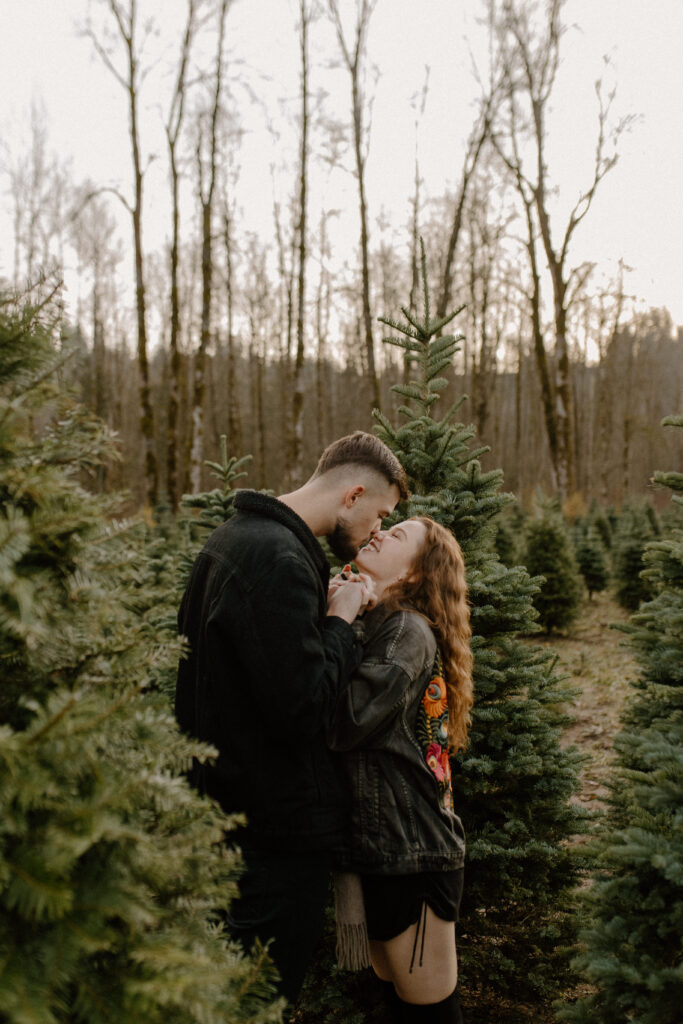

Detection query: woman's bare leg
xmin=369 ymin=905 xmax=458 ymax=1005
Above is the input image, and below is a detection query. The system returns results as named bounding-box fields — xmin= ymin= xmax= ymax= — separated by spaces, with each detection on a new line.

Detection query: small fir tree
xmin=611 ymin=504 xmax=656 ymax=610
xmin=295 ymin=244 xmax=584 ymax=1024
xmin=180 ymin=435 xmax=254 ymax=538
xmin=573 ymin=526 xmax=609 ymax=599
xmin=0 ymin=295 xmax=282 ymax=1024
xmin=559 ymin=416 xmax=683 ymax=1024
xmin=522 ymin=500 xmax=584 ymax=631
xmin=589 ymin=501 xmax=614 ymax=552
xmin=494 ymin=516 xmax=519 ymax=567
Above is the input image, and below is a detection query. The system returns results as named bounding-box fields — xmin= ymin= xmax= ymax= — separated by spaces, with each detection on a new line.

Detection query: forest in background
xmin=2 ymin=0 xmax=681 ymax=510
xmin=2 ymin=3 xmax=682 ymax=1017
xmin=3 ymin=247 xmax=681 ymax=1023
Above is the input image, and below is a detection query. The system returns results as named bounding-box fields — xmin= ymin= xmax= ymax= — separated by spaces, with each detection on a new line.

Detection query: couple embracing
xmin=175 ymin=431 xmax=473 ymax=1023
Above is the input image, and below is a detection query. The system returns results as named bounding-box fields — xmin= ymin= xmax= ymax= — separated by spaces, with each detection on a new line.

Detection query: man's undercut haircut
xmin=313 ymin=431 xmax=409 ymax=500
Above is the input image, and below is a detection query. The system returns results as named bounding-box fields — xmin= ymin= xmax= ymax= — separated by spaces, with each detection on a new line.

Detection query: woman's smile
xmin=355 ymin=520 xmax=427 ymax=591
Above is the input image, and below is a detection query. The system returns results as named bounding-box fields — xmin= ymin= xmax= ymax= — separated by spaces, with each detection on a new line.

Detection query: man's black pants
xmin=226 ymin=848 xmax=332 ymax=1004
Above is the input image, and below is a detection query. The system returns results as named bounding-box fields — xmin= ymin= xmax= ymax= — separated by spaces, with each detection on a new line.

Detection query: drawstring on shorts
xmin=409 ymin=900 xmax=428 ymax=973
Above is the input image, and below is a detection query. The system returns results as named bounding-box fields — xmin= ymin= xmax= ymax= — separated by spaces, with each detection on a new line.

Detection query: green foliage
xmin=181 ymin=434 xmax=254 ymax=532
xmin=295 ymin=244 xmax=585 ymax=1023
xmin=573 ymin=525 xmax=609 ymax=598
xmin=176 ymin=436 xmax=256 ymax=582
xmin=494 ymin=501 xmax=528 ymax=569
xmin=522 ymin=500 xmax=584 ymax=631
xmin=494 ymin=515 xmax=519 ymax=567
xmin=611 ymin=503 xmax=657 ymax=611
xmin=590 ymin=502 xmax=614 ymax=551
xmin=0 ymin=294 xmax=283 ymax=1024
xmin=559 ymin=417 xmax=683 ymax=1024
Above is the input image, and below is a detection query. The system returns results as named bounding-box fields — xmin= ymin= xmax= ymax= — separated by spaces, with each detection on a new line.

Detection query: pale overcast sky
xmin=1 ymin=0 xmax=682 ymax=324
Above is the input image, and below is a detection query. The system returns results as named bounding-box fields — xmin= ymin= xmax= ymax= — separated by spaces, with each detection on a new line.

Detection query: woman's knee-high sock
xmin=396 ymin=987 xmax=463 ymax=1023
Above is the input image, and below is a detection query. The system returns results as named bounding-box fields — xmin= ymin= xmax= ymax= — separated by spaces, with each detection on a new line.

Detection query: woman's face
xmin=354 ymin=519 xmax=426 ymax=587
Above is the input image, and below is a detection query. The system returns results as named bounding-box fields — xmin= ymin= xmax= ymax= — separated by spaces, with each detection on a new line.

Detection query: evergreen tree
xmin=494 ymin=516 xmax=519 ymax=567
xmin=522 ymin=500 xmax=584 ymax=631
xmin=180 ymin=434 xmax=254 ymax=539
xmin=611 ymin=503 xmax=656 ymax=611
xmin=589 ymin=501 xmax=614 ymax=552
xmin=559 ymin=416 xmax=683 ymax=1024
xmin=295 ymin=245 xmax=585 ymax=1023
xmin=0 ymin=294 xmax=282 ymax=1024
xmin=571 ymin=519 xmax=609 ymax=599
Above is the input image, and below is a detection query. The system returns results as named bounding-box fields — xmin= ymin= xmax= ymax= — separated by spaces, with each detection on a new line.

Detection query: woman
xmin=328 ymin=516 xmax=473 ymax=1023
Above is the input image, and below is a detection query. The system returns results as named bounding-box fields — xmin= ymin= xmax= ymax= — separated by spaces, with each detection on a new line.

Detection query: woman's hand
xmin=357 ymin=572 xmax=377 ymax=612
xmin=327 ymin=567 xmax=376 ymax=622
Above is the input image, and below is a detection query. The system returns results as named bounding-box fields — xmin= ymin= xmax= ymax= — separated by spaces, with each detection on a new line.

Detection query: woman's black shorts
xmin=360 ymin=868 xmax=464 ymax=942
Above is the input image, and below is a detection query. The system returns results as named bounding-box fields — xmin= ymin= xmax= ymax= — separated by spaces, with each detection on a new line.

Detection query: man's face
xmin=326 ymin=483 xmax=400 ymax=562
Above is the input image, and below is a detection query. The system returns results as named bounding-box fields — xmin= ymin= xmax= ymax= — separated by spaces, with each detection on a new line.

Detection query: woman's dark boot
xmin=397 ymin=987 xmax=464 ymax=1022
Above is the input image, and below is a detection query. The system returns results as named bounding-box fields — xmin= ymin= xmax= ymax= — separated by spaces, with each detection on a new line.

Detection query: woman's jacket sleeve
xmin=326 ymin=610 xmax=434 ymax=751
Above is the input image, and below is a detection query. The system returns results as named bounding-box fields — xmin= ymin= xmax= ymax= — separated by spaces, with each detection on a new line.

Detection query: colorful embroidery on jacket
xmin=415 ymin=647 xmax=453 ymax=811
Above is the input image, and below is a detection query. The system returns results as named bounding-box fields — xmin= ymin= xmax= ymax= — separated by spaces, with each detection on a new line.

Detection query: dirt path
xmin=525 ymin=591 xmax=640 ymax=812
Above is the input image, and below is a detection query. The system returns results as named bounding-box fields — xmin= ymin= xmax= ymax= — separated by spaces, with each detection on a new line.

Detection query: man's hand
xmin=327 ymin=570 xmax=376 ymax=623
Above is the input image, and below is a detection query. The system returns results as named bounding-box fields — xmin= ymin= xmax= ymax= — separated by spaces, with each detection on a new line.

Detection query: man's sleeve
xmin=208 ymin=551 xmax=361 ymax=740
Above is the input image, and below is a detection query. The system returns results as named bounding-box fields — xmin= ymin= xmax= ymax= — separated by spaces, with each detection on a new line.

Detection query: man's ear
xmin=343 ymin=484 xmax=365 ymax=508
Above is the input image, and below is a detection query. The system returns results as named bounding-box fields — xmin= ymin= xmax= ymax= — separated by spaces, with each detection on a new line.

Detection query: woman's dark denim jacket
xmin=328 ymin=606 xmax=466 ymax=875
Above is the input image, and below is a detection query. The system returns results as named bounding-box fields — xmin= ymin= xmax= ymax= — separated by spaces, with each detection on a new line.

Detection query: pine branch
xmin=377 ymin=314 xmax=421 ymax=341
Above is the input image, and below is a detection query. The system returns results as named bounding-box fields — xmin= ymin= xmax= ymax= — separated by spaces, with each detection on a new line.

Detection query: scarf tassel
xmin=333 ymin=871 xmax=372 ymax=971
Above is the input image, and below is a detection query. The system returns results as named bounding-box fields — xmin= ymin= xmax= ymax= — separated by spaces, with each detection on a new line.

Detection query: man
xmin=175 ymin=431 xmax=409 ymax=1003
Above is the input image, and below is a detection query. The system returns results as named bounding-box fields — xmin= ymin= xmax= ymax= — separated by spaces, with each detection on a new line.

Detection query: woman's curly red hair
xmin=381 ymin=516 xmax=473 ymax=752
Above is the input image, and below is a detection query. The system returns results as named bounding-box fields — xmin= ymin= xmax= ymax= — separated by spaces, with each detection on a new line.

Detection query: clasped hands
xmin=326 ymin=565 xmax=377 ymax=623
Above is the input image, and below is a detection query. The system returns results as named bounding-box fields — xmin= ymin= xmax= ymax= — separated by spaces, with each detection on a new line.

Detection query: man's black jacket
xmin=175 ymin=490 xmax=361 ymax=852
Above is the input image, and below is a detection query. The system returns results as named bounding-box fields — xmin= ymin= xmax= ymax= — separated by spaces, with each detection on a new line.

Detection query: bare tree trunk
xmin=129 ymin=44 xmax=157 ymax=505
xmin=272 ymin=191 xmax=296 ymax=446
xmin=491 ymin=0 xmax=628 ymax=499
xmin=525 ymin=197 xmax=559 ymax=490
xmin=250 ymin=317 xmax=266 ymax=485
xmin=405 ymin=157 xmax=421 ymax=387
xmin=167 ymin=143 xmax=182 ymax=506
xmin=515 ymin=332 xmax=523 ymax=480
xmin=553 ymin=291 xmax=574 ymax=496
xmin=436 ymin=100 xmax=494 ymax=322
xmin=329 ymin=0 xmax=380 ymax=415
xmin=86 ymin=0 xmax=158 ymax=506
xmin=288 ymin=0 xmax=311 ymax=487
xmin=620 ymin=331 xmax=635 ymax=502
xmin=188 ymin=200 xmax=211 ymax=492
xmin=595 ymin=271 xmax=626 ymax=502
xmin=187 ymin=0 xmax=229 ymax=494
xmin=91 ymin=280 xmax=109 ymax=492
xmin=315 ymin=210 xmax=332 ymax=450
xmin=406 ymin=69 xmax=429 ymax=384
xmin=356 ymin=112 xmax=379 ymax=415
xmin=223 ymin=205 xmax=241 ymax=454
xmin=165 ymin=0 xmax=197 ymax=508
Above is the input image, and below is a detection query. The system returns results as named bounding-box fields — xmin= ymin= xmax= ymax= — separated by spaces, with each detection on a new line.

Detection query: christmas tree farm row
xmin=1 ymin=269 xmax=680 ymax=1022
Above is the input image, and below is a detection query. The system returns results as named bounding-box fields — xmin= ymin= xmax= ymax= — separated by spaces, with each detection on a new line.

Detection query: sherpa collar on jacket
xmin=233 ymin=490 xmax=330 ymax=583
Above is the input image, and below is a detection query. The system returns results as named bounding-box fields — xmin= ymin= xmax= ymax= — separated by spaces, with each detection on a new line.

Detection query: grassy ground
xmin=525 ymin=589 xmax=639 ymax=814
xmin=513 ymin=590 xmax=640 ymax=1023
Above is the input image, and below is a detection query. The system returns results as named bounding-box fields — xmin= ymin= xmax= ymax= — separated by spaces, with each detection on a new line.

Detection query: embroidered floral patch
xmin=415 ymin=648 xmax=454 ymax=812
xmin=422 ymin=677 xmax=448 ymax=717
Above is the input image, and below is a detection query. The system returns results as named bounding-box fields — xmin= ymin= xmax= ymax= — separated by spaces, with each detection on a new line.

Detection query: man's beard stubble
xmin=326 ymin=517 xmax=362 ymax=563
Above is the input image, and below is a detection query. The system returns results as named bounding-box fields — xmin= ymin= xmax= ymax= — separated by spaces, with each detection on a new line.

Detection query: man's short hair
xmin=313 ymin=431 xmax=409 ymax=500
